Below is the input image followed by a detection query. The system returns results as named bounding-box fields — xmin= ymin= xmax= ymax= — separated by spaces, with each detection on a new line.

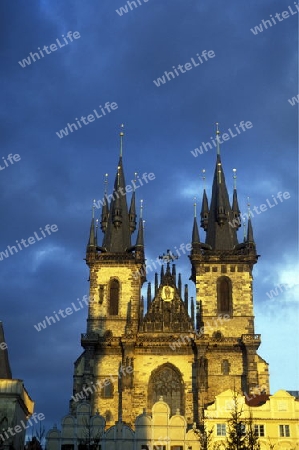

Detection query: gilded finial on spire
xmin=247 ymin=196 xmax=251 ymax=218
xmin=120 ymin=124 xmax=124 ymax=157
xmin=133 ymin=172 xmax=138 ymax=190
xmin=233 ymin=168 xmax=237 ymax=190
xmin=140 ymin=199 xmax=143 ymax=218
xmin=202 ymin=169 xmax=206 ymax=190
xmin=92 ymin=199 xmax=96 ymax=219
xmin=216 ymin=122 xmax=221 ymax=155
xmin=194 ymin=196 xmax=197 ymax=218
xmin=104 ymin=173 xmax=108 ymax=194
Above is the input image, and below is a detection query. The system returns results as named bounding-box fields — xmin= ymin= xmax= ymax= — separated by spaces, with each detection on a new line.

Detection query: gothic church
xmin=46 ymin=129 xmax=270 ymax=449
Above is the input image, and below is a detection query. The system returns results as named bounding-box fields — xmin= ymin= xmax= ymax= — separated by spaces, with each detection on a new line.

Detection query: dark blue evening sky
xmin=0 ymin=0 xmax=298 ymax=434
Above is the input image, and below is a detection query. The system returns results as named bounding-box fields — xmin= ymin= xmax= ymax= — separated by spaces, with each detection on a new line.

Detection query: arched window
xmin=148 ymin=364 xmax=184 ymax=416
xmin=217 ymin=276 xmax=232 ymax=314
xmin=109 ymin=279 xmax=119 ymax=315
xmin=222 ymin=359 xmax=230 ymax=375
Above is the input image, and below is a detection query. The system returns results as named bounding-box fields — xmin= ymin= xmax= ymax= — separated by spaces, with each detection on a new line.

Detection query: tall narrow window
xmin=109 ymin=279 xmax=119 ymax=315
xmin=222 ymin=359 xmax=230 ymax=375
xmin=217 ymin=276 xmax=232 ymax=314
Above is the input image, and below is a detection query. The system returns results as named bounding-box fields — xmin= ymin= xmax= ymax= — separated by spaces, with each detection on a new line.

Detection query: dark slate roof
xmin=102 ymin=156 xmax=132 ymax=252
xmin=205 ymin=154 xmax=239 ymax=250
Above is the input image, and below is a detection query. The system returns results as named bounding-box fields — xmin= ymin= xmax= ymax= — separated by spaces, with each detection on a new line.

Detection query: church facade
xmin=46 ymin=130 xmax=273 ymax=449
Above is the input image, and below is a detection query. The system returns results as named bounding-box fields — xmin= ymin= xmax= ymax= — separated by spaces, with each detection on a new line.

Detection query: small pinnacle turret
xmin=231 ymin=169 xmax=241 ymax=229
xmin=205 ymin=153 xmax=239 ymax=250
xmin=129 ymin=188 xmax=137 ymax=234
xmin=192 ymin=199 xmax=201 ymax=252
xmin=247 ymin=216 xmax=255 ymax=245
xmin=100 ymin=174 xmax=109 ymax=232
xmin=200 ymin=189 xmax=209 ymax=231
xmin=87 ymin=203 xmax=96 ymax=252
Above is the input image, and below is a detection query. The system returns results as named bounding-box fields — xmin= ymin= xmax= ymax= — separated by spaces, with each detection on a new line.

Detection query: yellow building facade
xmin=205 ymin=389 xmax=299 ymax=449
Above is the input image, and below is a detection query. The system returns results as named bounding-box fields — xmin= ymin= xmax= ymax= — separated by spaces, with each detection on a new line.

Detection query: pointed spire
xmin=205 ymin=124 xmax=239 ymax=250
xmin=243 ymin=219 xmax=247 ymax=243
xmin=155 ymin=272 xmax=158 ymax=295
xmin=184 ymin=284 xmax=188 ymax=310
xmin=0 ymin=322 xmax=12 ymax=378
xmin=178 ymin=273 xmax=182 ymax=297
xmin=100 ymin=173 xmax=109 ymax=232
xmin=192 ymin=197 xmax=201 ymax=252
xmin=231 ymin=169 xmax=241 ymax=229
xmin=246 ymin=198 xmax=255 ymax=246
xmin=87 ymin=201 xmax=96 ymax=251
xmin=136 ymin=218 xmax=144 ymax=248
xmin=129 ymin=172 xmax=137 ymax=234
xmin=136 ymin=200 xmax=144 ymax=249
xmin=247 ymin=216 xmax=255 ymax=244
xmin=112 ymin=166 xmax=123 ymax=228
xmin=172 ymin=264 xmax=176 ymax=285
xmin=160 ymin=265 xmax=165 ymax=284
xmin=200 ymin=169 xmax=209 ymax=231
xmin=101 ymin=129 xmax=132 ymax=252
xmin=147 ymin=283 xmax=152 ymax=311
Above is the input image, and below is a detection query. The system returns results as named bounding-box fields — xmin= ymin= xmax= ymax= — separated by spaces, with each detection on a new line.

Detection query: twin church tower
xmin=70 ymin=128 xmax=269 ymax=428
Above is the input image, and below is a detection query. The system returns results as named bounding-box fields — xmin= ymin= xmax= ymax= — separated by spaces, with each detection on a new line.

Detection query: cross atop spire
xmin=216 ymin=122 xmax=221 ymax=156
xmin=233 ymin=168 xmax=237 ymax=189
xmin=120 ymin=124 xmax=124 ymax=157
xmin=104 ymin=173 xmax=108 ymax=194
